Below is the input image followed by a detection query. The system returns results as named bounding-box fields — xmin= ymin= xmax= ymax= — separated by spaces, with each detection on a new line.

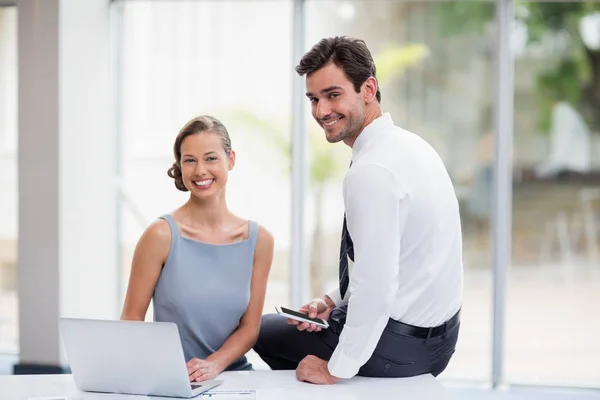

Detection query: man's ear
xmin=228 ymin=150 xmax=236 ymax=171
xmin=362 ymin=76 xmax=378 ymax=103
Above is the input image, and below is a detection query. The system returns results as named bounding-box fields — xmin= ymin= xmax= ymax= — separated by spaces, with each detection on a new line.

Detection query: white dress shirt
xmin=326 ymin=113 xmax=464 ymax=379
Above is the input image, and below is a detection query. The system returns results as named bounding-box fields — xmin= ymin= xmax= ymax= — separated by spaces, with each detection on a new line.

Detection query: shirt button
xmin=385 ymin=363 xmax=391 ymax=369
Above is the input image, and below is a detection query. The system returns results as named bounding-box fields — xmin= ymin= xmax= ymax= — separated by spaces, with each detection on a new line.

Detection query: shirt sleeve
xmin=327 ymin=162 xmax=408 ymax=379
xmin=326 ymin=284 xmax=350 ymax=307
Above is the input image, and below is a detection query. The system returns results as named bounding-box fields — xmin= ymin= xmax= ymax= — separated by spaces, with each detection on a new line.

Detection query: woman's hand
xmin=186 ymin=358 xmax=222 ymax=382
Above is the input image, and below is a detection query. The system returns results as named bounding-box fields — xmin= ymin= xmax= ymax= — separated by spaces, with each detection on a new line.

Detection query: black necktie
xmin=338 ymin=214 xmax=354 ymax=299
xmin=338 ymin=161 xmax=354 ymax=299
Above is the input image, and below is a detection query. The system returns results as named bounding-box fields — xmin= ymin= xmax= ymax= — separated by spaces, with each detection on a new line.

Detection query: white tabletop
xmin=0 ymin=370 xmax=454 ymax=400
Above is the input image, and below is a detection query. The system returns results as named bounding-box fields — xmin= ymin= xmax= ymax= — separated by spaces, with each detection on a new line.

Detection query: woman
xmin=121 ymin=115 xmax=274 ymax=383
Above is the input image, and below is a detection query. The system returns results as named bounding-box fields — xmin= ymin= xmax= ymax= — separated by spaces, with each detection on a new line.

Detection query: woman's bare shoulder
xmin=138 ymin=218 xmax=172 ymax=250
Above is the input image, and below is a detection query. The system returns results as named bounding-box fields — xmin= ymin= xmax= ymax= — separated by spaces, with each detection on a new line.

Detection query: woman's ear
xmin=228 ymin=150 xmax=236 ymax=171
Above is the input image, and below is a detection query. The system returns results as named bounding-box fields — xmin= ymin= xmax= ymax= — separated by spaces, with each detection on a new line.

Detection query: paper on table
xmin=200 ymin=389 xmax=256 ymax=399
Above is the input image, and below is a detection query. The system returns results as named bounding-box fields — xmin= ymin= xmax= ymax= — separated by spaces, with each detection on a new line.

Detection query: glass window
xmin=117 ymin=0 xmax=294 ymax=319
xmin=0 ymin=6 xmax=18 ymax=355
xmin=114 ymin=0 xmax=600 ymax=386
xmin=304 ymin=0 xmax=496 ymax=382
xmin=507 ymin=1 xmax=600 ymax=386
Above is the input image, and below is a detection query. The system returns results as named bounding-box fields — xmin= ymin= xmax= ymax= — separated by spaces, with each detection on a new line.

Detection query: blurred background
xmin=1 ymin=0 xmax=600 ymax=393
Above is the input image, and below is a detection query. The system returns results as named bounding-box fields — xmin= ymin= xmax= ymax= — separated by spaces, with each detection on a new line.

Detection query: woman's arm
xmin=205 ymin=225 xmax=274 ymax=372
xmin=121 ymin=219 xmax=171 ymax=321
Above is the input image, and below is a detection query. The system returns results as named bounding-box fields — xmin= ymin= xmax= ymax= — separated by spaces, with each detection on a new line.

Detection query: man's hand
xmin=288 ymin=295 xmax=335 ymax=332
xmin=296 ymin=355 xmax=340 ymax=385
xmin=186 ymin=358 xmax=222 ymax=382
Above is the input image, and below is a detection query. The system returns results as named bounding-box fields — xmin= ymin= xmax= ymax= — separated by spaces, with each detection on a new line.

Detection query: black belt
xmin=385 ymin=309 xmax=461 ymax=340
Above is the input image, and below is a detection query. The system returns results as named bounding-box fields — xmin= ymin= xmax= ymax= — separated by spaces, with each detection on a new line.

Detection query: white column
xmin=17 ymin=0 xmax=117 ymax=372
xmin=290 ymin=0 xmax=309 ymax=308
xmin=491 ymin=0 xmax=514 ymax=389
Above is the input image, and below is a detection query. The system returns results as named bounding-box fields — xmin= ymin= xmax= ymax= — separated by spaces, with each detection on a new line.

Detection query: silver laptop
xmin=59 ymin=318 xmax=223 ymax=398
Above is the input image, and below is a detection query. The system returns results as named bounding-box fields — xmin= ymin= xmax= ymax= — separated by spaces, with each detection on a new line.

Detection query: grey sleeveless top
xmin=153 ymin=214 xmax=259 ymax=371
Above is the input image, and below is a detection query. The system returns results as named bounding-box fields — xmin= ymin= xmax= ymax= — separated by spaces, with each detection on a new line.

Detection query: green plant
xmin=435 ymin=1 xmax=600 ymax=131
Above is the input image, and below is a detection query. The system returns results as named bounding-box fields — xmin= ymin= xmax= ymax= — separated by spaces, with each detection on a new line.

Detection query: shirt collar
xmin=352 ymin=112 xmax=393 ymax=157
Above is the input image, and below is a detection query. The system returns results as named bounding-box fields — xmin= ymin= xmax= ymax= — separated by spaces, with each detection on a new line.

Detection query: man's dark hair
xmin=295 ymin=36 xmax=381 ymax=103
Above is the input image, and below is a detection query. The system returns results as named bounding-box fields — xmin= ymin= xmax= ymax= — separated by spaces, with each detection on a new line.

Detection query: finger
xmin=297 ymin=322 xmax=309 ymax=331
xmin=189 ymin=370 xmax=200 ymax=381
xmin=188 ymin=367 xmax=199 ymax=378
xmin=186 ymin=358 xmax=201 ymax=372
xmin=190 ymin=369 xmax=205 ymax=382
xmin=307 ymin=303 xmax=318 ymax=318
xmin=298 ymin=305 xmax=309 ymax=313
xmin=188 ymin=364 xmax=204 ymax=377
xmin=306 ymin=323 xmax=318 ymax=332
xmin=186 ymin=363 xmax=197 ymax=375
xmin=287 ymin=318 xmax=299 ymax=325
xmin=190 ymin=364 xmax=201 ymax=375
xmin=197 ymin=371 xmax=214 ymax=382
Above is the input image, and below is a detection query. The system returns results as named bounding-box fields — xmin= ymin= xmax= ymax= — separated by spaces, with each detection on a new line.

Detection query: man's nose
xmin=315 ymin=101 xmax=331 ymax=120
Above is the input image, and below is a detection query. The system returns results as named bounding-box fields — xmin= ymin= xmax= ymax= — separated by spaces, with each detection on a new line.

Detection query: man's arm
xmin=327 ymin=163 xmax=408 ymax=379
xmin=325 ymin=287 xmax=348 ymax=308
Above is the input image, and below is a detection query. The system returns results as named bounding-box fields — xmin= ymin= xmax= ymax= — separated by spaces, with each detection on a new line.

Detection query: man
xmin=253 ymin=36 xmax=463 ymax=384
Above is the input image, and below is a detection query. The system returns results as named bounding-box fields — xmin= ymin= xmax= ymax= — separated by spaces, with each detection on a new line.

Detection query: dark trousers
xmin=253 ymin=310 xmax=460 ymax=378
